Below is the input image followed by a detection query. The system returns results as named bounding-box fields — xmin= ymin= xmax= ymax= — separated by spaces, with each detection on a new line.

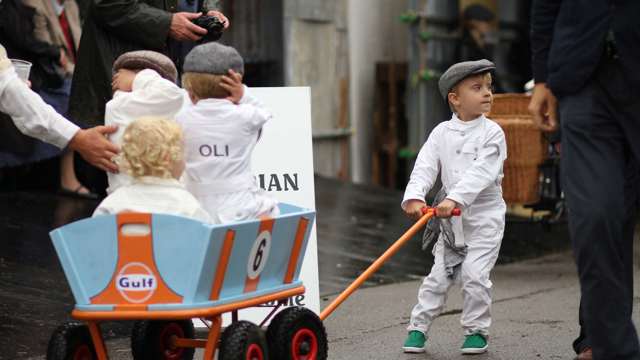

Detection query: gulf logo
xmin=115 ymin=262 xmax=157 ymax=304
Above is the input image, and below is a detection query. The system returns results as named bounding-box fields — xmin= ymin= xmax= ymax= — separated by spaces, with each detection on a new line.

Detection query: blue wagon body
xmin=50 ymin=203 xmax=315 ymax=316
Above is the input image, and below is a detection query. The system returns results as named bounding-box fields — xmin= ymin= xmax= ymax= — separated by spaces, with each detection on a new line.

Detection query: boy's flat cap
xmin=183 ymin=42 xmax=244 ymax=75
xmin=438 ymin=59 xmax=495 ymax=99
xmin=113 ymin=50 xmax=177 ymax=83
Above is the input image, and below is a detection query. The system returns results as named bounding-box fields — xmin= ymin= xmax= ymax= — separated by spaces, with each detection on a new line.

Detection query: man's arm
xmin=529 ymin=0 xmax=562 ymax=132
xmin=91 ymin=0 xmax=174 ymax=49
xmin=0 ymin=48 xmax=119 ymax=172
xmin=530 ymin=0 xmax=562 ymax=84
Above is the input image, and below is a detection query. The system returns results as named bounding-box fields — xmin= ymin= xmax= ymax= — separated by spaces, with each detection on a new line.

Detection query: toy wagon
xmin=46 ymin=203 xmax=326 ymax=360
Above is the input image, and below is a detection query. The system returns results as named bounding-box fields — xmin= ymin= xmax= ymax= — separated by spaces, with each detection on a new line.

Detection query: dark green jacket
xmin=68 ymin=0 xmax=176 ymax=126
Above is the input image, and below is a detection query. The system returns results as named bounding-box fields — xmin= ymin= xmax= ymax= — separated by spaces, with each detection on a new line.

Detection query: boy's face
xmin=448 ymin=73 xmax=493 ymax=119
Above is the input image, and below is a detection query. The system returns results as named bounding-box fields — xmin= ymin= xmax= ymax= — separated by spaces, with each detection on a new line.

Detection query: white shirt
xmin=176 ymin=87 xmax=277 ymax=223
xmin=105 ymin=69 xmax=187 ymax=193
xmin=0 ymin=46 xmax=79 ymax=148
xmin=403 ymin=114 xmax=507 ymax=210
xmin=93 ymin=177 xmax=212 ymax=223
xmin=176 ymin=87 xmax=271 ymax=186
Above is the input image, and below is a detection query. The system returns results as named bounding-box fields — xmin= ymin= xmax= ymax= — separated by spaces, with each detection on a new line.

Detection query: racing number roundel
xmin=247 ymin=230 xmax=272 ymax=279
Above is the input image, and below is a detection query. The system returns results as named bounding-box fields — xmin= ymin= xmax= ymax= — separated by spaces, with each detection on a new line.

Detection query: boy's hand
xmin=220 ymin=69 xmax=244 ymax=104
xmin=435 ymin=199 xmax=459 ymax=218
xmin=112 ymin=69 xmax=137 ymax=93
xmin=404 ymin=199 xmax=426 ymax=221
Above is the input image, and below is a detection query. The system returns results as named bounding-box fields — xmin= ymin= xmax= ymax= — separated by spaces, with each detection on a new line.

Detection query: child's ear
xmin=448 ymin=92 xmax=459 ymax=107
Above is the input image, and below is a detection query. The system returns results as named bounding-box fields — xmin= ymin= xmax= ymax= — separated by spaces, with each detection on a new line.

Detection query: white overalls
xmin=176 ymin=87 xmax=279 ymax=224
xmin=402 ymin=113 xmax=507 ymax=337
xmin=105 ymin=69 xmax=187 ymax=194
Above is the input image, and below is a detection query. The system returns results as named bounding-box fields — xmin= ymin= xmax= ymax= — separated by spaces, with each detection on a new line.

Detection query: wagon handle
xmin=319 ymin=207 xmax=460 ymax=321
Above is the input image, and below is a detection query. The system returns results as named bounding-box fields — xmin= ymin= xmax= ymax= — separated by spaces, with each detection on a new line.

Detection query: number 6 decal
xmin=247 ymin=230 xmax=272 ymax=279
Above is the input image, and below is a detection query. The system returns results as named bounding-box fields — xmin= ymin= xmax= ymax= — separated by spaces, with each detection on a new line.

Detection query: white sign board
xmin=196 ymin=87 xmax=319 ymax=327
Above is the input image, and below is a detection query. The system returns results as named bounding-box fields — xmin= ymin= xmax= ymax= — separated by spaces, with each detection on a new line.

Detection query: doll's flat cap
xmin=438 ymin=59 xmax=495 ymax=99
xmin=113 ymin=50 xmax=177 ymax=83
xmin=183 ymin=42 xmax=244 ymax=75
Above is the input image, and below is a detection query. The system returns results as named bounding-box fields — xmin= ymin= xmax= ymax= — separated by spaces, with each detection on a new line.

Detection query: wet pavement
xmin=0 ymin=176 xmax=569 ymax=359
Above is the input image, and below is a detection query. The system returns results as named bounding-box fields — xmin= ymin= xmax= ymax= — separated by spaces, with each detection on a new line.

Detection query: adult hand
xmin=207 ymin=10 xmax=230 ymax=28
xmin=169 ymin=12 xmax=208 ymax=42
xmin=68 ymin=126 xmax=120 ymax=173
xmin=528 ymin=82 xmax=559 ymax=132
xmin=403 ymin=199 xmax=426 ymax=221
xmin=220 ymin=69 xmax=244 ymax=103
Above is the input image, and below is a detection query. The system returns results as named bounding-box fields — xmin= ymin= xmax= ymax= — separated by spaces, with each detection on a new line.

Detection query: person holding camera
xmin=66 ymin=0 xmax=228 ymax=193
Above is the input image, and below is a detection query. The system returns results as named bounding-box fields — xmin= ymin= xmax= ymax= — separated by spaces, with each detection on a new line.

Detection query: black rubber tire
xmin=219 ymin=320 xmax=268 ymax=360
xmin=266 ymin=307 xmax=328 ymax=360
xmin=46 ymin=321 xmax=97 ymax=360
xmin=130 ymin=320 xmax=195 ymax=360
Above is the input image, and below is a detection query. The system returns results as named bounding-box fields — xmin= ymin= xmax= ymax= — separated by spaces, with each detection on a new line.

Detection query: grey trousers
xmin=561 ymin=57 xmax=640 ymax=360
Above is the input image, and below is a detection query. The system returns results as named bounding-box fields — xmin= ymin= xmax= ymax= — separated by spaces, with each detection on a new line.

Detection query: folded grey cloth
xmin=422 ymin=187 xmax=467 ymax=278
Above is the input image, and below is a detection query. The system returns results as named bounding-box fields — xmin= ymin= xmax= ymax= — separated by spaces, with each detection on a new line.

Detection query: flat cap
xmin=463 ymin=4 xmax=495 ymax=22
xmin=438 ymin=59 xmax=495 ymax=99
xmin=183 ymin=42 xmax=244 ymax=75
xmin=113 ymin=50 xmax=177 ymax=83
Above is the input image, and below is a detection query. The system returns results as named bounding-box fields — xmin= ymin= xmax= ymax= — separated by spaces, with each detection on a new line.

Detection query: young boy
xmin=93 ymin=117 xmax=211 ymax=223
xmin=401 ymin=59 xmax=507 ymax=354
xmin=177 ymin=42 xmax=278 ymax=224
xmin=106 ymin=50 xmax=187 ymax=193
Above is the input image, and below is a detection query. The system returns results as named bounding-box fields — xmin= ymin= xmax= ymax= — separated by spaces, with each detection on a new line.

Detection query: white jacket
xmin=176 ymin=87 xmax=278 ymax=223
xmin=403 ymin=114 xmax=507 ymax=240
xmin=105 ymin=69 xmax=187 ymax=193
xmin=0 ymin=44 xmax=78 ymax=148
xmin=93 ymin=177 xmax=211 ymax=223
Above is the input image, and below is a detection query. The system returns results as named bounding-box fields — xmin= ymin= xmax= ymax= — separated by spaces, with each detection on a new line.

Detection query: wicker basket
xmin=489 ymin=94 xmax=546 ymax=204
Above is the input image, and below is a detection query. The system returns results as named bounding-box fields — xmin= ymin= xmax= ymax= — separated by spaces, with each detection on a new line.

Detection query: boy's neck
xmin=455 ymin=112 xmax=483 ymax=122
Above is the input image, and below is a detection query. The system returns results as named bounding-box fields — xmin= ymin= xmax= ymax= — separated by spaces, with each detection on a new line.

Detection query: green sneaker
xmin=461 ymin=334 xmax=488 ymax=354
xmin=402 ymin=331 xmax=427 ymax=353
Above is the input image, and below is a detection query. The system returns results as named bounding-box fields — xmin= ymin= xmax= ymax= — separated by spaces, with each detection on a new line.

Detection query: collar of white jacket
xmin=0 ymin=44 xmax=11 ymax=72
xmin=449 ymin=113 xmax=485 ymax=129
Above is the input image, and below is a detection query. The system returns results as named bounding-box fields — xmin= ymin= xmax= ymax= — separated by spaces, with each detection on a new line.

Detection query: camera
xmin=191 ymin=13 xmax=225 ymax=43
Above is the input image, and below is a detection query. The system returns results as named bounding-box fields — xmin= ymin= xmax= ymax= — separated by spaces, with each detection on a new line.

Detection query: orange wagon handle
xmin=319 ymin=207 xmax=461 ymax=321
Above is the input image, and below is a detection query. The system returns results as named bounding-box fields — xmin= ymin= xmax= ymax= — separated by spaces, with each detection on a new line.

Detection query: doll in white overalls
xmin=176 ymin=42 xmax=278 ymax=224
xmin=401 ymin=59 xmax=507 ymax=355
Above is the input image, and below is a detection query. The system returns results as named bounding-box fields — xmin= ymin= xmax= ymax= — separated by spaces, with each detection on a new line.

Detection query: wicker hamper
xmin=489 ymin=94 xmax=546 ymax=204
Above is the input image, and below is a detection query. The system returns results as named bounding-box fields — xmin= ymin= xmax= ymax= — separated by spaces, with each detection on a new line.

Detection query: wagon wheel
xmin=131 ymin=320 xmax=195 ymax=360
xmin=46 ymin=322 xmax=97 ymax=360
xmin=267 ymin=307 xmax=328 ymax=360
xmin=219 ymin=320 xmax=268 ymax=360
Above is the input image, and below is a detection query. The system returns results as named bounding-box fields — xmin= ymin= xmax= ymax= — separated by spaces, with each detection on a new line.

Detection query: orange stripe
xmin=72 ymin=286 xmax=306 ymax=321
xmin=210 ymin=230 xmax=235 ymax=301
xmin=114 ymin=304 xmax=148 ymax=312
xmin=284 ymin=217 xmax=309 ymax=284
xmin=243 ymin=218 xmax=275 ymax=293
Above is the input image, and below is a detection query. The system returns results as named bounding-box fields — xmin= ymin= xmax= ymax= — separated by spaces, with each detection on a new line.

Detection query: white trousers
xmin=407 ymin=222 xmax=503 ymax=337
